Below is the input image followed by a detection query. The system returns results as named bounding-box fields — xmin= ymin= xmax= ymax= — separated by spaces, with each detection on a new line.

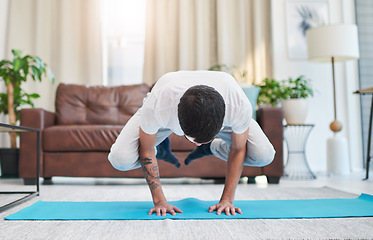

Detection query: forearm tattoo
xmin=139 ymin=157 xmax=160 ymax=191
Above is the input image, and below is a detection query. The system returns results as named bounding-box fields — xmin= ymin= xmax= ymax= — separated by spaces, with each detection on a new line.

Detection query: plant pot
xmin=0 ymin=148 xmax=19 ymax=178
xmin=282 ymin=98 xmax=309 ymax=124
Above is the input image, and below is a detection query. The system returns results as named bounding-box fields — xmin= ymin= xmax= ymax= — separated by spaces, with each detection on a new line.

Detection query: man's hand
xmin=208 ymin=199 xmax=242 ymax=215
xmin=213 ymin=129 xmax=249 ymax=216
xmin=149 ymin=200 xmax=183 ymax=216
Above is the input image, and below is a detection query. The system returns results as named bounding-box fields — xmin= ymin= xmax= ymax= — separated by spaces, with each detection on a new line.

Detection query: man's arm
xmin=209 ymin=128 xmax=249 ymax=215
xmin=139 ymin=128 xmax=182 ymax=216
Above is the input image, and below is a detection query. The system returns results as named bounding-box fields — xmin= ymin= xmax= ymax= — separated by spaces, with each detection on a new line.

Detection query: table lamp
xmin=306 ymin=24 xmax=359 ymax=175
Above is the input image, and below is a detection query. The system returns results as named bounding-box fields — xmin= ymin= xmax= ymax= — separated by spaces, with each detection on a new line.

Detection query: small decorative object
xmin=0 ymin=49 xmax=54 ymax=177
xmin=280 ymin=75 xmax=313 ymax=124
xmin=256 ymin=78 xmax=282 ymax=108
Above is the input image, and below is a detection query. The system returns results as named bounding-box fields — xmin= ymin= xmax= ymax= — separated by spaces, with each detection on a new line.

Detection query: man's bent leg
xmin=108 ymin=110 xmax=142 ymax=171
xmin=108 ymin=110 xmax=174 ymax=171
xmin=244 ymin=120 xmax=275 ymax=166
xmin=211 ymin=120 xmax=275 ymax=167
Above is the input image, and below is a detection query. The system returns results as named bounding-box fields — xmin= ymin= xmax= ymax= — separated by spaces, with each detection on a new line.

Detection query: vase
xmin=282 ymin=98 xmax=309 ymax=124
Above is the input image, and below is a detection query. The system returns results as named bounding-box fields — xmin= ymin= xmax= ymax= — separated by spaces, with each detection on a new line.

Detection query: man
xmin=108 ymin=70 xmax=275 ymax=216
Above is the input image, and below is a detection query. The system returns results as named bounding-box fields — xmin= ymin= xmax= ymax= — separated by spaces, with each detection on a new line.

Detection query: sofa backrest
xmin=56 ymin=83 xmax=150 ymax=125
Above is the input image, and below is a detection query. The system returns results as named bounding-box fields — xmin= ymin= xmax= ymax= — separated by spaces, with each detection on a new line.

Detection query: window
xmin=102 ymin=0 xmax=146 ymax=86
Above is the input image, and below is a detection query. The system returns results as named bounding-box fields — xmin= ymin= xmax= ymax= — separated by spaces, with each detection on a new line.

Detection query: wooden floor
xmin=0 ymin=170 xmax=372 ymax=240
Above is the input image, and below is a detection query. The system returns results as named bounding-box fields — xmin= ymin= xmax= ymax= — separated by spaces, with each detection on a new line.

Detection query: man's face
xmin=184 ymin=135 xmax=213 ymax=146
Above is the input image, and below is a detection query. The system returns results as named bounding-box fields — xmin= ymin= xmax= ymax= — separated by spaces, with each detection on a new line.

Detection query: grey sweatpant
xmin=108 ymin=108 xmax=275 ymax=171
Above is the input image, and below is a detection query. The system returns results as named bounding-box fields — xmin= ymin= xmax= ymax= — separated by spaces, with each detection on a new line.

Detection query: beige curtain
xmin=6 ymin=0 xmax=103 ymax=112
xmin=143 ymin=0 xmax=272 ymax=85
xmin=0 ymin=0 xmax=8 ymax=59
xmin=0 ymin=0 xmax=9 ymax=148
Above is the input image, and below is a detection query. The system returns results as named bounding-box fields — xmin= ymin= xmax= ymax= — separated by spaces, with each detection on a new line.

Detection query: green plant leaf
xmin=20 ymin=56 xmax=31 ymax=76
xmin=4 ymin=75 xmax=12 ymax=84
xmin=257 ymin=78 xmax=283 ymax=106
xmin=31 ymin=65 xmax=40 ymax=80
xmin=279 ymin=75 xmax=313 ymax=99
xmin=47 ymin=67 xmax=55 ymax=83
xmin=11 ymin=49 xmax=22 ymax=58
xmin=13 ymin=57 xmax=21 ymax=71
xmin=29 ymin=93 xmax=40 ymax=99
xmin=34 ymin=57 xmax=45 ymax=70
xmin=0 ymin=68 xmax=7 ymax=77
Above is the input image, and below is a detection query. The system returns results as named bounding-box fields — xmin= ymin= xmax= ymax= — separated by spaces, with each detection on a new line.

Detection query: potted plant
xmin=0 ymin=49 xmax=54 ymax=177
xmin=256 ymin=78 xmax=282 ymax=108
xmin=280 ymin=75 xmax=313 ymax=124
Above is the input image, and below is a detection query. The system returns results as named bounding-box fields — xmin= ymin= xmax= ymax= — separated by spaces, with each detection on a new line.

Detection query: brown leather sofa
xmin=19 ymin=83 xmax=283 ymax=185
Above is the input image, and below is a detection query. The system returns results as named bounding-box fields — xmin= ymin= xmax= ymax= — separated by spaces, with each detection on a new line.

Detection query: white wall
xmin=271 ymin=0 xmax=363 ymax=173
xmin=0 ymin=0 xmax=8 ymax=58
xmin=0 ymin=0 xmax=9 ymax=148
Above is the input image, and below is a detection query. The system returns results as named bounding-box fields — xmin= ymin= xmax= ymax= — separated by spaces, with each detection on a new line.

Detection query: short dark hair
xmin=178 ymin=85 xmax=225 ymax=143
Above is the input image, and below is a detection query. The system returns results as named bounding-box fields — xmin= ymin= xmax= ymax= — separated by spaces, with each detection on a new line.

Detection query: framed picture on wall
xmin=286 ymin=0 xmax=330 ymax=60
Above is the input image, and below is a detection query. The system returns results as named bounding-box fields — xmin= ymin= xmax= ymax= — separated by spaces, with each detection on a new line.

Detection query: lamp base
xmin=327 ymin=135 xmax=350 ymax=175
xmin=330 ymin=120 xmax=342 ymax=132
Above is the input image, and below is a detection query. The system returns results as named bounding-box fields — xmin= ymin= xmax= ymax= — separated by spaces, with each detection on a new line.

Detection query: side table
xmin=283 ymin=124 xmax=316 ymax=180
xmin=0 ymin=123 xmax=40 ymax=212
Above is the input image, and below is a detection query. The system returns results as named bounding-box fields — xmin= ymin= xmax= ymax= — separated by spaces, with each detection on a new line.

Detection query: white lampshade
xmin=306 ymin=24 xmax=359 ymax=62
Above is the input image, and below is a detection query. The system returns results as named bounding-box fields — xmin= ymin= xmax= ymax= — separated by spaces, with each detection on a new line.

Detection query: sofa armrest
xmin=19 ymin=108 xmax=56 ymax=180
xmin=20 ymin=108 xmax=56 ymax=129
xmin=256 ymin=107 xmax=284 ymax=180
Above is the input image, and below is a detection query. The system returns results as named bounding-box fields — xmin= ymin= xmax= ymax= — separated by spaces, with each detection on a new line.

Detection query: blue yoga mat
xmin=5 ymin=194 xmax=373 ymax=220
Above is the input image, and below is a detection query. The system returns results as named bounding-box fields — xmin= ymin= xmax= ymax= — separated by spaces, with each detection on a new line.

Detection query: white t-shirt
xmin=140 ymin=71 xmax=252 ymax=136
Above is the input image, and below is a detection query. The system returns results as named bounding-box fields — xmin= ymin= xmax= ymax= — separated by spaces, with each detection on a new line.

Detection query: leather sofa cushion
xmin=56 ymin=83 xmax=150 ymax=125
xmin=43 ymin=125 xmax=122 ymax=152
xmin=43 ymin=125 xmax=198 ymax=152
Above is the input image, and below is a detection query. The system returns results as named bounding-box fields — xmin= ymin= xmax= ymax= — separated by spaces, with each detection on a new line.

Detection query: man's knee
xmin=245 ymin=145 xmax=276 ymax=167
xmin=108 ymin=151 xmax=137 ymax=171
xmin=260 ymin=147 xmax=276 ymax=166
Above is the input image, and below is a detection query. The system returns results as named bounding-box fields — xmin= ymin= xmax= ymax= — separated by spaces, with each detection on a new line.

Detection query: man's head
xmin=178 ymin=85 xmax=225 ymax=144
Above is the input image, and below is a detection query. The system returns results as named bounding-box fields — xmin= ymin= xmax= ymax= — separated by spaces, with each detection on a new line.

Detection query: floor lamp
xmin=306 ymin=24 xmax=360 ymax=175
